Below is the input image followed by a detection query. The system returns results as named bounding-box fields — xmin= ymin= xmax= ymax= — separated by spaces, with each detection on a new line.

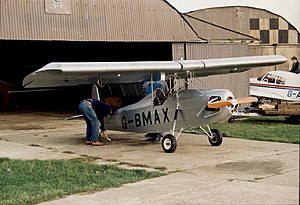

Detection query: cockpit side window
xmin=275 ymin=76 xmax=286 ymax=85
xmin=206 ymin=96 xmax=221 ymax=111
xmin=262 ymin=73 xmax=276 ymax=83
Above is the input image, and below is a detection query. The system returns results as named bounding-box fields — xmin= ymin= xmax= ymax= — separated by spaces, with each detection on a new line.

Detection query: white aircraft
xmin=23 ymin=55 xmax=286 ymax=153
xmin=250 ymin=70 xmax=300 ymax=102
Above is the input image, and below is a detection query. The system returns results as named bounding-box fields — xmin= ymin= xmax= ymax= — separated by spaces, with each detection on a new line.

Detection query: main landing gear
xmin=162 ymin=134 xmax=177 ymax=153
xmin=161 ymin=126 xmax=223 ymax=153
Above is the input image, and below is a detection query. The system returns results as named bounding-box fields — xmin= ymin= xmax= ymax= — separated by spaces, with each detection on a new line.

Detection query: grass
xmin=0 ymin=157 xmax=164 ymax=205
xmin=208 ymin=116 xmax=300 ymax=144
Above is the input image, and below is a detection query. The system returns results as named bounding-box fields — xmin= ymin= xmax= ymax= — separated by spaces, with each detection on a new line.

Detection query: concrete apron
xmin=0 ymin=112 xmax=298 ymax=204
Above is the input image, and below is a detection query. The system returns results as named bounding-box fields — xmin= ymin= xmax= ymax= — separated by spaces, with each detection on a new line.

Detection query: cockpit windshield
xmin=257 ymin=72 xmax=286 ymax=85
xmin=257 ymin=74 xmax=265 ymax=81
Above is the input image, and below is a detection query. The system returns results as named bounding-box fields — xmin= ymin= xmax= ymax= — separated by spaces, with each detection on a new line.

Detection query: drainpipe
xmin=273 ymin=43 xmax=278 ymax=71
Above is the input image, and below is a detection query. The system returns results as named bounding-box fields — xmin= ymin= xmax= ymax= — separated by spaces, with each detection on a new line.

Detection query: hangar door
xmin=0 ymin=40 xmax=172 ymax=110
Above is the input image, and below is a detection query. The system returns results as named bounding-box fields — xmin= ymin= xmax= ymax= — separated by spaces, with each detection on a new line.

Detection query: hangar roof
xmin=0 ymin=0 xmax=203 ymax=42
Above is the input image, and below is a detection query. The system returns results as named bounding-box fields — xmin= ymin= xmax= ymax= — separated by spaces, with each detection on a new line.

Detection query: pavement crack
xmin=253 ymin=168 xmax=299 ymax=181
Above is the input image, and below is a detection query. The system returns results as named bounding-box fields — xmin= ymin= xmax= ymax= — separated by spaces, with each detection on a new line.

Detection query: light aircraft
xmin=250 ymin=70 xmax=300 ymax=102
xmin=23 ymin=55 xmax=286 ymax=153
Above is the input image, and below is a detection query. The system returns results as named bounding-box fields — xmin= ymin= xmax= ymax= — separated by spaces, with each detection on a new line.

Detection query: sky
xmin=167 ymin=0 xmax=300 ymax=32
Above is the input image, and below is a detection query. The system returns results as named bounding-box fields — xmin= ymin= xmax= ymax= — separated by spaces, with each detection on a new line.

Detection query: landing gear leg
xmin=199 ymin=125 xmax=223 ymax=146
xmin=162 ymin=100 xmax=181 ymax=153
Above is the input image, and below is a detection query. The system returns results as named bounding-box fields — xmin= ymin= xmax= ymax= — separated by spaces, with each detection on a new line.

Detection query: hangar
xmin=0 ymin=0 xmax=299 ymax=110
xmin=183 ymin=6 xmax=300 ymax=76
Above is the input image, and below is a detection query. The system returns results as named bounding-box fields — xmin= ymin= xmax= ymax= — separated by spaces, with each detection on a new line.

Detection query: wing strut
xmin=172 ymin=74 xmax=181 ymax=137
xmin=92 ymin=84 xmax=100 ymax=100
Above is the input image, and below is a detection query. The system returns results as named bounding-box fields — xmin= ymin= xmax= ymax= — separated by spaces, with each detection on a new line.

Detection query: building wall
xmin=185 ymin=6 xmax=300 ymax=83
xmin=0 ymin=0 xmax=201 ymax=42
xmin=172 ymin=43 xmax=250 ymax=98
xmin=248 ymin=44 xmax=300 ymax=77
xmin=186 ymin=6 xmax=299 ymax=45
xmin=183 ymin=14 xmax=259 ymax=43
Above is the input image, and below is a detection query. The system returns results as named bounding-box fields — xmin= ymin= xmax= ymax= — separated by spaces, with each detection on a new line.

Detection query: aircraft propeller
xmin=207 ymin=97 xmax=258 ymax=109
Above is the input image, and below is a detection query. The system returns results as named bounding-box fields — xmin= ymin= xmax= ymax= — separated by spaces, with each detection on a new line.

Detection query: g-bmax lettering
xmin=121 ymin=108 xmax=170 ymax=129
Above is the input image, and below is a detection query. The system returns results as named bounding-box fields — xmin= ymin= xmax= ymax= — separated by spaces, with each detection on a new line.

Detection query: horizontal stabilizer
xmin=64 ymin=114 xmax=83 ymax=120
xmin=207 ymin=97 xmax=258 ymax=109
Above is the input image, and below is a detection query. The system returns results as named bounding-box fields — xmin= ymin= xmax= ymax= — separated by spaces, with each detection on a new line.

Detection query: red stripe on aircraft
xmin=250 ymin=83 xmax=300 ymax=91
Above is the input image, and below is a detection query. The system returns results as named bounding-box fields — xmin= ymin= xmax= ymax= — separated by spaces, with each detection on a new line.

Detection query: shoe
xmin=91 ymin=141 xmax=104 ymax=146
xmin=145 ymin=137 xmax=156 ymax=142
xmin=145 ymin=133 xmax=162 ymax=142
xmin=101 ymin=131 xmax=112 ymax=142
xmin=156 ymin=133 xmax=163 ymax=141
xmin=86 ymin=141 xmax=92 ymax=145
xmin=104 ymin=136 xmax=112 ymax=142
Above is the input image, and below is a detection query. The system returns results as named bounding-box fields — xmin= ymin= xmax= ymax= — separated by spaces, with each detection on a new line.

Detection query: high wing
xmin=23 ymin=55 xmax=286 ymax=88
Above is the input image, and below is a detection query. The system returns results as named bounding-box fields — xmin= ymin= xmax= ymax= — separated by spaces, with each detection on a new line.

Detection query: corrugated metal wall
xmin=183 ymin=14 xmax=258 ymax=43
xmin=0 ymin=0 xmax=201 ymax=42
xmin=186 ymin=6 xmax=299 ymax=45
xmin=185 ymin=43 xmax=249 ymax=59
xmin=187 ymin=6 xmax=276 ymax=37
xmin=248 ymin=44 xmax=300 ymax=77
xmin=172 ymin=43 xmax=250 ymax=98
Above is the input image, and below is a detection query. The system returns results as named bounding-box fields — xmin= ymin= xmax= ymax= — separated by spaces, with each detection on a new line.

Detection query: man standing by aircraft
xmin=79 ymin=96 xmax=103 ymax=146
xmin=87 ymin=98 xmax=112 ymax=142
xmin=290 ymin=56 xmax=299 ymax=74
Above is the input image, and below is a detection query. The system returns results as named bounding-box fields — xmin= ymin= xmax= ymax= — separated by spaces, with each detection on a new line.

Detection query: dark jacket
xmin=88 ymin=99 xmax=111 ymax=131
xmin=290 ymin=61 xmax=300 ymax=74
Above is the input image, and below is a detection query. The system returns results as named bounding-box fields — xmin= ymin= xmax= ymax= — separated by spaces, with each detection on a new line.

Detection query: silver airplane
xmin=23 ymin=55 xmax=286 ymax=153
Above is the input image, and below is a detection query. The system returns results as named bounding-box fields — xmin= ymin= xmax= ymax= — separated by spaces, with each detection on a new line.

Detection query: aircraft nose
xmin=207 ymin=94 xmax=235 ymax=109
xmin=207 ymin=96 xmax=258 ymax=109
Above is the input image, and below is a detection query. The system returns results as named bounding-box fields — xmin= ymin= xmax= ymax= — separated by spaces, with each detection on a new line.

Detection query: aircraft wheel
xmin=228 ymin=117 xmax=235 ymax=123
xmin=285 ymin=116 xmax=300 ymax=124
xmin=208 ymin=129 xmax=223 ymax=146
xmin=162 ymin=134 xmax=177 ymax=153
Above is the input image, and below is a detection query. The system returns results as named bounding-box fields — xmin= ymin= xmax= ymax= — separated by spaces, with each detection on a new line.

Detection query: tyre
xmin=228 ymin=117 xmax=235 ymax=123
xmin=208 ymin=129 xmax=223 ymax=146
xmin=285 ymin=116 xmax=300 ymax=124
xmin=162 ymin=134 xmax=177 ymax=153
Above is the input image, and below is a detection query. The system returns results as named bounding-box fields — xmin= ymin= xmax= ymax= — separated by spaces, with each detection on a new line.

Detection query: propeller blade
xmin=235 ymin=97 xmax=258 ymax=105
xmin=207 ymin=97 xmax=258 ymax=109
xmin=207 ymin=101 xmax=233 ymax=108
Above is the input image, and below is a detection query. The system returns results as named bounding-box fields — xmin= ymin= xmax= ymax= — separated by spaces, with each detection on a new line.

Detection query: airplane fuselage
xmin=105 ymin=89 xmax=234 ymax=133
xmin=250 ymin=71 xmax=300 ymax=102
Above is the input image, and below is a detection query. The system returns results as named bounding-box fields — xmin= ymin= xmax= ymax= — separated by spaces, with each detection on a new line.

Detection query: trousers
xmin=79 ymin=100 xmax=100 ymax=142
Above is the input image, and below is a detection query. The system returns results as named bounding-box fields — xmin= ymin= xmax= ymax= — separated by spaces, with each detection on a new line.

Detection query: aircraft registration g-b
xmin=23 ymin=55 xmax=286 ymax=153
